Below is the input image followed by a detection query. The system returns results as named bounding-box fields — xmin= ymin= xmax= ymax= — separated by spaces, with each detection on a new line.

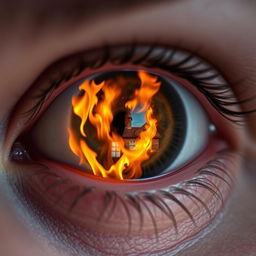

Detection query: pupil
xmin=111 ymin=111 xmax=126 ymax=136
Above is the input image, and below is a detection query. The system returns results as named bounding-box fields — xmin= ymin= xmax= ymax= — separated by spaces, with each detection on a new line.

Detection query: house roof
xmin=122 ymin=126 xmax=161 ymax=139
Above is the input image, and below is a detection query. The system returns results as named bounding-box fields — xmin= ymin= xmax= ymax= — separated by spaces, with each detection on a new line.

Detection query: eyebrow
xmin=2 ymin=0 xmax=171 ymax=26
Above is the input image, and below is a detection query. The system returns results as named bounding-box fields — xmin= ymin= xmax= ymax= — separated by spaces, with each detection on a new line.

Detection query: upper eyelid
xmin=22 ymin=44 xmax=251 ymax=125
xmin=2 ymin=1 xmax=254 ymax=134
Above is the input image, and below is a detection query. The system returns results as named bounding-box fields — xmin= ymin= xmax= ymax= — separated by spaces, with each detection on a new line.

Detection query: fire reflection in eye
xmin=68 ymin=71 xmax=163 ymax=180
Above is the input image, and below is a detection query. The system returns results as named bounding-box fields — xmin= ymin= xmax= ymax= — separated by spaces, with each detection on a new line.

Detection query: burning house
xmin=111 ymin=111 xmax=160 ymax=158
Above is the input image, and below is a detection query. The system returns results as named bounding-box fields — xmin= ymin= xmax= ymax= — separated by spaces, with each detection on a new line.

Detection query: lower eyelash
xmin=23 ymin=149 xmax=236 ymax=242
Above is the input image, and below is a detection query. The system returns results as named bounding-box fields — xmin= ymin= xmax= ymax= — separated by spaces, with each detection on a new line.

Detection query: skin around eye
xmin=0 ymin=1 xmax=255 ymax=256
xmin=3 ymin=45 xmax=245 ymax=255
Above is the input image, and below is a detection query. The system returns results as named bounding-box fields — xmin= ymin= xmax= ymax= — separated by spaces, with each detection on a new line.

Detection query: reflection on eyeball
xmin=30 ymin=70 xmax=210 ymax=180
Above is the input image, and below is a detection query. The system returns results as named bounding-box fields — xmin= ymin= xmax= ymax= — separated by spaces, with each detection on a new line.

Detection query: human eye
xmin=1 ymin=1 xmax=256 ymax=256
xmin=3 ymin=44 xmax=250 ymax=255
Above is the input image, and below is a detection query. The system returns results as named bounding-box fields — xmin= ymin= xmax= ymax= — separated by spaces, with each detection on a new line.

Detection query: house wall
xmin=124 ymin=138 xmax=159 ymax=150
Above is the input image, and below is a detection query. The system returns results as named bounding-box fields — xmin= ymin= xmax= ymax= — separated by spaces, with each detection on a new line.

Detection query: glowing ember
xmin=68 ymin=71 xmax=161 ymax=180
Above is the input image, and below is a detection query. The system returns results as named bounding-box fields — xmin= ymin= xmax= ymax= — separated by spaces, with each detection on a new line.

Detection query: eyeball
xmin=28 ymin=70 xmax=211 ymax=180
xmin=168 ymin=77 xmax=210 ymax=171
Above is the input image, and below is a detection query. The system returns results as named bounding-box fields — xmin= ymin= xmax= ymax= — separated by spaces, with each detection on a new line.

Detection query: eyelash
xmin=24 ymin=43 xmax=255 ymax=124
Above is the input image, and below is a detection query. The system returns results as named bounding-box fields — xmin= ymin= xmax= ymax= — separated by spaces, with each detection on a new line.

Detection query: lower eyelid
xmin=6 ymin=147 xmax=241 ymax=255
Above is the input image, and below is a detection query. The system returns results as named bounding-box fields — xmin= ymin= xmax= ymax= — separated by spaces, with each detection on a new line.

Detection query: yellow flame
xmin=68 ymin=71 xmax=161 ymax=180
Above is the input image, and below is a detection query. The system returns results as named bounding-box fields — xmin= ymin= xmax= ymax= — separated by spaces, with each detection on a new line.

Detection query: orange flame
xmin=68 ymin=71 xmax=161 ymax=180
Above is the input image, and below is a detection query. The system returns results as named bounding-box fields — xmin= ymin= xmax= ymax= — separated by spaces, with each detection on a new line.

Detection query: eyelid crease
xmin=22 ymin=43 xmax=255 ymax=127
xmin=3 ymin=0 xmax=170 ymax=27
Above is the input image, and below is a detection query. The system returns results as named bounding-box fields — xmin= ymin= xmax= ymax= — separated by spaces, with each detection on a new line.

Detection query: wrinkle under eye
xmin=4 ymin=44 xmax=244 ymax=256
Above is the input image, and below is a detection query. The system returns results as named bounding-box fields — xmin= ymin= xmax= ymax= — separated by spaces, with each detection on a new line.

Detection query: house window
xmin=111 ymin=142 xmax=121 ymax=157
xmin=129 ymin=140 xmax=136 ymax=150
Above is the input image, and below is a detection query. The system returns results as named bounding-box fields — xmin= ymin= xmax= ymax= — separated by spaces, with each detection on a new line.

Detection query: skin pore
xmin=0 ymin=0 xmax=256 ymax=255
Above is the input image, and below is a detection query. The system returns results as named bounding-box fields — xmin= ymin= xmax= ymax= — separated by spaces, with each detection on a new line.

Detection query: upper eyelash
xmin=24 ymin=43 xmax=256 ymax=124
xmin=27 ymin=149 xmax=235 ymax=240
